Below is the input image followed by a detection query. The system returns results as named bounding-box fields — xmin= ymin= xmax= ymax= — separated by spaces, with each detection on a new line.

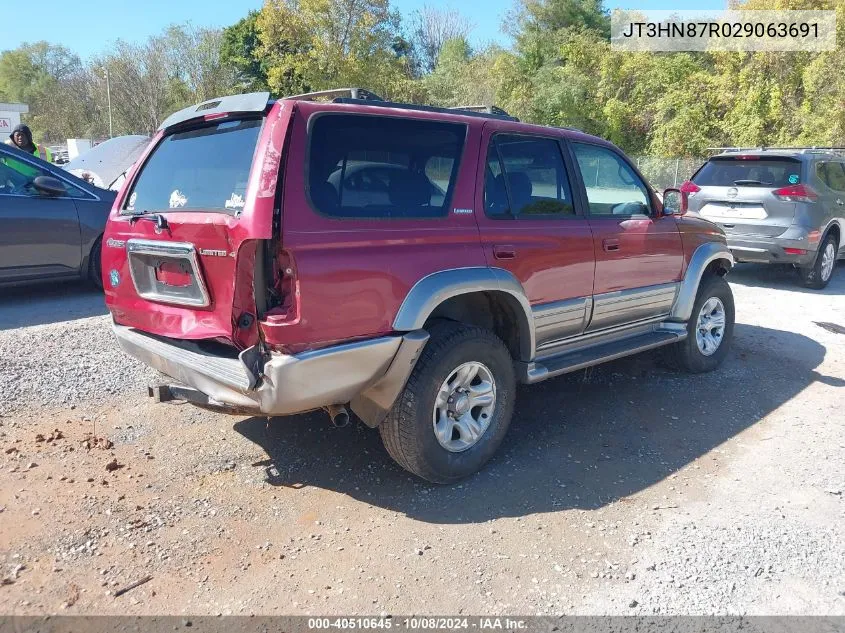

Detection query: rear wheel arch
xmin=425 ymin=290 xmax=531 ymax=362
xmin=823 ymin=222 xmax=840 ymax=250
xmin=394 ymin=267 xmax=535 ymax=362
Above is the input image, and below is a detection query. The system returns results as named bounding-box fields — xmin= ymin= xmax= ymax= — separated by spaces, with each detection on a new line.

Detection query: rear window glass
xmin=123 ymin=119 xmax=261 ymax=214
xmin=308 ymin=114 xmax=465 ymax=219
xmin=692 ymin=158 xmax=801 ymax=188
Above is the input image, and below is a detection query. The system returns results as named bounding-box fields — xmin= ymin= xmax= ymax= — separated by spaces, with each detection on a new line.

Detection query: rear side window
xmin=124 ymin=119 xmax=262 ymax=214
xmin=693 ymin=158 xmax=802 ymax=188
xmin=308 ymin=115 xmax=465 ymax=219
xmin=816 ymin=162 xmax=845 ymax=192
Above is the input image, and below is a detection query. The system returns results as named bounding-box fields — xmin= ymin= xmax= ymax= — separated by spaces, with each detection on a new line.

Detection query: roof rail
xmin=708 ymin=146 xmax=845 ymax=155
xmin=285 ymin=88 xmax=384 ymax=102
xmin=449 ymin=104 xmax=514 ymax=117
xmin=283 ymin=87 xmax=520 ymax=122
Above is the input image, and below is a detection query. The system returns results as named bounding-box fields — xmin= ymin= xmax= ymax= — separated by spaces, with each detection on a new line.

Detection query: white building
xmin=0 ymin=102 xmax=29 ymax=138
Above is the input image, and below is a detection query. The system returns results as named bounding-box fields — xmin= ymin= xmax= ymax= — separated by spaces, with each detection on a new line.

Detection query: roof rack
xmin=448 ymin=104 xmax=513 ymax=117
xmin=708 ymin=146 xmax=845 ymax=156
xmin=285 ymin=88 xmax=385 ymax=102
xmin=284 ymin=87 xmax=519 ymax=122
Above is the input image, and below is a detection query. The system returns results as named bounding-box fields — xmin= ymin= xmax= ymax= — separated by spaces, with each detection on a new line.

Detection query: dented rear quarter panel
xmin=260 ymin=102 xmax=488 ymax=353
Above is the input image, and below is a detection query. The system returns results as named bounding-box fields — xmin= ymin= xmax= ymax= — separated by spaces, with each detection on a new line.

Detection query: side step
xmin=523 ymin=330 xmax=685 ymax=384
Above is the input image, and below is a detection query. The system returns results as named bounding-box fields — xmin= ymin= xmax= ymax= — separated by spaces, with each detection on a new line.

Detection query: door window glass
xmin=0 ymin=153 xmax=80 ymax=197
xmin=571 ymin=143 xmax=650 ymax=216
xmin=484 ymin=135 xmax=575 ymax=218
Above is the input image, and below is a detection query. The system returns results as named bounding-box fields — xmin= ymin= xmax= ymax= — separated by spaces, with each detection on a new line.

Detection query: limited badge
xmin=109 ymin=269 xmax=120 ymax=288
xmin=788 ymin=174 xmax=800 ymax=184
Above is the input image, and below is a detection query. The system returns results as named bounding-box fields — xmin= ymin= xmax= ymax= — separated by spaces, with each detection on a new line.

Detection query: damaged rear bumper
xmin=113 ymin=324 xmax=428 ymax=422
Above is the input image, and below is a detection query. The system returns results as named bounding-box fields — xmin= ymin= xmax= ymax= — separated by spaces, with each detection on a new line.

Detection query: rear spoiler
xmin=157 ymin=92 xmax=271 ymax=132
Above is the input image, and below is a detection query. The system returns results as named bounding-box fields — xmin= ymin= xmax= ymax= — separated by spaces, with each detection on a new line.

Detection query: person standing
xmin=5 ymin=124 xmax=53 ymax=163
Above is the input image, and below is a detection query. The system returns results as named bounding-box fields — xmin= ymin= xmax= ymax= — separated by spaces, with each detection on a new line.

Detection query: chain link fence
xmin=633 ymin=156 xmax=708 ymax=190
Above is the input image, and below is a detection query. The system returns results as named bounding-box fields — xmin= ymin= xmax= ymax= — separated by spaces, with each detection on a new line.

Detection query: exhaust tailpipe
xmin=325 ymin=404 xmax=350 ymax=428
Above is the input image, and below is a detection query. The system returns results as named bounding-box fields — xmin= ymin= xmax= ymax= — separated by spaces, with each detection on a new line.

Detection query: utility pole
xmin=102 ymin=67 xmax=113 ymax=138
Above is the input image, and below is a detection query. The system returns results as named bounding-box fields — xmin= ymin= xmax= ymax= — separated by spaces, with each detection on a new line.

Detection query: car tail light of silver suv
xmin=772 ymin=184 xmax=818 ymax=203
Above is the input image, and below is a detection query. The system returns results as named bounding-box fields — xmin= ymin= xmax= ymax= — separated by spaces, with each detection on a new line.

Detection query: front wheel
xmin=798 ymin=233 xmax=838 ymax=289
xmin=379 ymin=322 xmax=516 ymax=484
xmin=668 ymin=275 xmax=735 ymax=373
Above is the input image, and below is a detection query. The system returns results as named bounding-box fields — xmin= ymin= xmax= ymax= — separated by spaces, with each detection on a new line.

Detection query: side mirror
xmin=32 ymin=175 xmax=66 ymax=197
xmin=662 ymin=188 xmax=684 ymax=215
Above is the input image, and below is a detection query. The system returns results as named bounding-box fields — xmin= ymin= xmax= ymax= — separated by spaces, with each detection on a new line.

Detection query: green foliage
xmin=256 ymin=0 xmax=410 ymax=99
xmin=221 ymin=11 xmax=269 ymax=91
xmin=5 ymin=0 xmax=845 ymax=157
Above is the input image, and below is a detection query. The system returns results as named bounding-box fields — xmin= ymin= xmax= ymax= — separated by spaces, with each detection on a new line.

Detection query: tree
xmin=0 ymin=42 xmax=89 ymax=142
xmin=256 ymin=0 xmax=411 ymax=98
xmin=163 ymin=25 xmax=239 ymax=101
xmin=510 ymin=0 xmax=610 ymax=46
xmin=221 ymin=11 xmax=269 ymax=90
xmin=408 ymin=5 xmax=474 ymax=74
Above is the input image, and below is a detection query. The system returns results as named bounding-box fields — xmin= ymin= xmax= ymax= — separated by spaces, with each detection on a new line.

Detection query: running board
xmin=521 ymin=330 xmax=686 ymax=384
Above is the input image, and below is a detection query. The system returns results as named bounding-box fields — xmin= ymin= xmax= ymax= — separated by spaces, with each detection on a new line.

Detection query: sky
xmin=4 ymin=0 xmax=728 ymax=59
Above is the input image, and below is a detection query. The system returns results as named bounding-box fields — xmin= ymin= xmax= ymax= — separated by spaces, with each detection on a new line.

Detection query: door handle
xmin=493 ymin=245 xmax=516 ymax=259
xmin=602 ymin=238 xmax=620 ymax=252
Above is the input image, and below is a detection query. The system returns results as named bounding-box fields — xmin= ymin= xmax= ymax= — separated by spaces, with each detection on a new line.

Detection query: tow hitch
xmin=147 ymin=384 xmax=258 ymax=415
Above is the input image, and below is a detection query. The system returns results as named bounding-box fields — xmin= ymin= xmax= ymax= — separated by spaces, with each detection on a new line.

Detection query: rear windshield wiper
xmin=128 ymin=210 xmax=170 ymax=232
xmin=733 ymin=179 xmax=772 ymax=186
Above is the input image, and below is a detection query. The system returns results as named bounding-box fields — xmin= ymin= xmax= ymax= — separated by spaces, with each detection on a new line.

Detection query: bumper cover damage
xmin=113 ymin=324 xmax=429 ymax=425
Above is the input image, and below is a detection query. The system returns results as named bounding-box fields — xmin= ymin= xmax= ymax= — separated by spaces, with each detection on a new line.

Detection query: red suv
xmin=103 ymin=89 xmax=735 ymax=483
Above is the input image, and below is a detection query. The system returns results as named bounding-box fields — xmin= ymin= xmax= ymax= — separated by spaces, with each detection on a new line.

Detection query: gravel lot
xmin=0 ymin=265 xmax=843 ymax=616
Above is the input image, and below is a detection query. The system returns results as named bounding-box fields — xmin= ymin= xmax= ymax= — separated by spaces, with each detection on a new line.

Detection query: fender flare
xmin=393 ymin=266 xmax=536 ymax=361
xmin=670 ymin=242 xmax=734 ymax=322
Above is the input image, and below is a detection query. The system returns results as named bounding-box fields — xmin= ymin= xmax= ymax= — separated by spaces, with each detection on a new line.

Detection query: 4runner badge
xmin=199 ymin=248 xmax=229 ymax=257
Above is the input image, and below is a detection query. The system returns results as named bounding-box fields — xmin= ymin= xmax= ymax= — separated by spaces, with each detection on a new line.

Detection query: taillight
xmin=772 ymin=184 xmax=817 ymax=203
xmin=679 ymin=180 xmax=701 ymax=213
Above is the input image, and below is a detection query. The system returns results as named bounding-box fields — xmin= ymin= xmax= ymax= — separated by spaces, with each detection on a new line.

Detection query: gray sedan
xmin=0 ymin=143 xmax=116 ymax=288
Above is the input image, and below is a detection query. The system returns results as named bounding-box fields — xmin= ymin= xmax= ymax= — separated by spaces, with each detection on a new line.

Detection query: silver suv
xmin=684 ymin=148 xmax=844 ymax=288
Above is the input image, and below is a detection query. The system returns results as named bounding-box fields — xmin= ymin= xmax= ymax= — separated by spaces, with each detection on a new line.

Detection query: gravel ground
xmin=0 ymin=283 xmax=157 ymax=415
xmin=0 ymin=264 xmax=843 ymax=616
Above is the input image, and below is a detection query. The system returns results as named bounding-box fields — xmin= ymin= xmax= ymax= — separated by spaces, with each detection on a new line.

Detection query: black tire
xmin=798 ymin=233 xmax=838 ymax=289
xmin=668 ymin=274 xmax=734 ymax=373
xmin=379 ymin=321 xmax=516 ymax=484
xmin=88 ymin=236 xmax=103 ymax=290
